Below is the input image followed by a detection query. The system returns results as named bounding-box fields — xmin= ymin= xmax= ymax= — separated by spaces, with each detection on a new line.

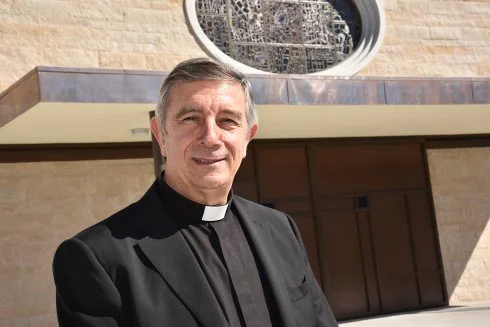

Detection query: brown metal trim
xmin=1 ymin=66 xmax=489 ymax=130
xmin=385 ymin=80 xmax=474 ymax=105
xmin=287 ymin=79 xmax=386 ymax=105
xmin=354 ymin=207 xmax=373 ymax=312
xmin=1 ymin=133 xmax=488 ymax=164
xmin=403 ymin=193 xmax=423 ymax=306
xmin=0 ymin=142 xmax=152 ymax=163
xmin=304 ymin=144 xmax=326 ymax=291
xmin=473 ymin=80 xmax=490 ymax=104
xmin=365 ymin=206 xmax=383 ymax=312
xmin=251 ymin=133 xmax=490 ymax=148
xmin=425 ymin=136 xmax=490 ymax=149
xmin=0 ymin=68 xmax=40 ymax=127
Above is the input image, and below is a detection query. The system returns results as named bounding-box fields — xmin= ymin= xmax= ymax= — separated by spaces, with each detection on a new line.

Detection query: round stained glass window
xmin=186 ymin=0 xmax=385 ymax=75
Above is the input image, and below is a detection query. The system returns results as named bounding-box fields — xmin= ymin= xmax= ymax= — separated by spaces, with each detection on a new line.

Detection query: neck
xmin=164 ymin=173 xmax=230 ymax=206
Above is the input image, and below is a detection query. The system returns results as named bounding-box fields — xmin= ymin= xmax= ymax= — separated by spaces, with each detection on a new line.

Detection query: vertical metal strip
xmin=354 ymin=204 xmax=372 ymax=313
xmin=366 ymin=206 xmax=383 ymax=311
xmin=404 ymin=192 xmax=423 ymax=306
xmin=304 ymin=144 xmax=327 ymax=291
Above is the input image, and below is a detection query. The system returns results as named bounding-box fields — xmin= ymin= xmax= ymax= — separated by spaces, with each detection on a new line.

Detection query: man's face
xmin=152 ymin=80 xmax=257 ymax=202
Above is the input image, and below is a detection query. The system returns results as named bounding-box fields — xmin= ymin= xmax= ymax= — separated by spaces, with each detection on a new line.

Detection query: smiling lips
xmin=193 ymin=157 xmax=225 ymax=165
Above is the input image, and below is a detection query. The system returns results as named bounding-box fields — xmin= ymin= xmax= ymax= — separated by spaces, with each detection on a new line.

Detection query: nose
xmin=200 ymin=118 xmax=221 ymax=147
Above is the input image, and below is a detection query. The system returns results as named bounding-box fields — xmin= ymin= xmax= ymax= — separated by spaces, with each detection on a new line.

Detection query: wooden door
xmin=308 ymin=142 xmax=445 ymax=318
xmin=233 ymin=140 xmax=446 ymax=320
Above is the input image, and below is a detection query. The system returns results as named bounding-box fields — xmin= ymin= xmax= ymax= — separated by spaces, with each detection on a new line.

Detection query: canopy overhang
xmin=1 ymin=67 xmax=489 ymax=144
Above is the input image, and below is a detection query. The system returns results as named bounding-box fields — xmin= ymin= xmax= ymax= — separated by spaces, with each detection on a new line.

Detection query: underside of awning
xmin=0 ymin=67 xmax=489 ymax=144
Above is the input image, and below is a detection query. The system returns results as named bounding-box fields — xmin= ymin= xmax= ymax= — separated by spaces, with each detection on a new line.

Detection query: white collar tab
xmin=202 ymin=203 xmax=229 ymax=221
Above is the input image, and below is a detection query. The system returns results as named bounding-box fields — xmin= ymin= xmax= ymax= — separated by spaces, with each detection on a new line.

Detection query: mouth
xmin=192 ymin=158 xmax=225 ymax=165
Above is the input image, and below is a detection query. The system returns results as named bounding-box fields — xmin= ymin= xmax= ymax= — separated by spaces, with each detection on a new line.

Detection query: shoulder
xmin=75 ymin=200 xmax=140 ymax=244
xmin=55 ymin=185 xmax=154 ymax=270
xmin=70 ymin=181 xmax=159 ymax=246
xmin=233 ymin=195 xmax=287 ymax=220
xmin=233 ymin=195 xmax=300 ymax=239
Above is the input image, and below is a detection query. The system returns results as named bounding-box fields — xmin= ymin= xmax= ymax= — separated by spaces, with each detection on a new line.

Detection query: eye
xmin=182 ymin=115 xmax=199 ymax=122
xmin=220 ymin=118 xmax=239 ymax=128
xmin=222 ymin=118 xmax=236 ymax=123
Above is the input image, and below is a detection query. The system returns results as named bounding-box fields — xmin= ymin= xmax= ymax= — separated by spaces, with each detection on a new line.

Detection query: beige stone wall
xmin=1 ymin=0 xmax=490 ymax=92
xmin=361 ymin=0 xmax=490 ymax=77
xmin=427 ymin=147 xmax=490 ymax=304
xmin=0 ymin=158 xmax=154 ymax=327
xmin=0 ymin=0 xmax=207 ymax=91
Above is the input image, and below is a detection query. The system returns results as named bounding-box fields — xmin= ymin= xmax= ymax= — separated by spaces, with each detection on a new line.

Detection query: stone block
xmin=465 ymin=2 xmax=490 ymax=14
xmin=462 ymin=27 xmax=490 ymax=41
xmin=391 ymin=25 xmax=431 ymax=40
xmin=397 ymin=0 xmax=430 ymax=13
xmin=98 ymin=52 xmax=148 ymax=69
xmin=428 ymin=1 xmax=467 ymax=14
xmin=430 ymin=26 xmax=462 ymax=40
xmin=476 ymin=17 xmax=490 ymax=29
xmin=383 ymin=0 xmax=398 ymax=11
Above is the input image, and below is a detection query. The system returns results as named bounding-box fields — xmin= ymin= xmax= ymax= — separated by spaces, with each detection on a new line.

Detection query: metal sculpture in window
xmin=196 ymin=0 xmax=362 ymax=74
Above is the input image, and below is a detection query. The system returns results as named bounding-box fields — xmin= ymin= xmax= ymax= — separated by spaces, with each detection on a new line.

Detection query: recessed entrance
xmin=233 ymin=139 xmax=447 ymax=320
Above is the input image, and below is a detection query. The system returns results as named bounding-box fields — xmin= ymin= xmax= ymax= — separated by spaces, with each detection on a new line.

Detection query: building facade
xmin=0 ymin=0 xmax=489 ymax=326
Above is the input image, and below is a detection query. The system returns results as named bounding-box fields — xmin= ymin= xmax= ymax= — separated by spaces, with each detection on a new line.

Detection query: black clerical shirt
xmin=157 ymin=178 xmax=275 ymax=327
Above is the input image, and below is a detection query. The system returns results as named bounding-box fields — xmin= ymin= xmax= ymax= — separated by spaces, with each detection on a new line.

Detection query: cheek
xmin=226 ymin=134 xmax=249 ymax=159
xmin=165 ymin=134 xmax=192 ymax=157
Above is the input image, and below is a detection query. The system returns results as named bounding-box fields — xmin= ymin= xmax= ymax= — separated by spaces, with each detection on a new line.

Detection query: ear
xmin=243 ymin=123 xmax=258 ymax=158
xmin=150 ymin=117 xmax=166 ymax=157
xmin=248 ymin=123 xmax=258 ymax=142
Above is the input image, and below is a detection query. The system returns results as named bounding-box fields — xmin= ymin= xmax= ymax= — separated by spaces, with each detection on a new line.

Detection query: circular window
xmin=186 ymin=0 xmax=384 ymax=76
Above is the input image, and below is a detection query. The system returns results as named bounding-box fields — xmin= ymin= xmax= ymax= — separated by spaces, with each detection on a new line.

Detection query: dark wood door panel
xmin=321 ymin=210 xmax=369 ymax=318
xmin=308 ymin=143 xmax=428 ymax=195
xmin=235 ymin=149 xmax=256 ymax=181
xmin=407 ymin=192 xmax=441 ymax=272
xmin=369 ymin=193 xmax=421 ymax=310
xmin=369 ymin=194 xmax=415 ymax=275
xmin=255 ymin=146 xmax=310 ymax=199
xmin=240 ymin=140 xmax=446 ymax=320
xmin=233 ymin=150 xmax=258 ymax=201
xmin=316 ymin=196 xmax=357 ymax=211
xmin=377 ymin=274 xmax=419 ymax=311
xmin=253 ymin=145 xmax=323 ymax=287
xmin=357 ymin=211 xmax=381 ymax=314
xmin=233 ymin=181 xmax=258 ymax=202
xmin=293 ymin=214 xmax=322 ymax=283
xmin=419 ymin=273 xmax=445 ymax=306
xmin=268 ymin=198 xmax=313 ymax=214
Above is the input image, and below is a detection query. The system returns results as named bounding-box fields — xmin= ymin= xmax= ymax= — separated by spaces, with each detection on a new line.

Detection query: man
xmin=53 ymin=58 xmax=338 ymax=327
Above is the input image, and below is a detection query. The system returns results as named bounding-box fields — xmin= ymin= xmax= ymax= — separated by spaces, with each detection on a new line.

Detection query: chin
xmin=193 ymin=174 xmax=231 ymax=190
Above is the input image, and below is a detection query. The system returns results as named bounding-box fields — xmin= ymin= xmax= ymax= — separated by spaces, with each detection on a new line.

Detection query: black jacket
xmin=53 ymin=180 xmax=338 ymax=327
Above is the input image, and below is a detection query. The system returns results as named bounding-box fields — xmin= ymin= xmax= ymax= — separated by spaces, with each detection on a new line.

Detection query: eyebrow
xmin=174 ymin=107 xmax=200 ymax=120
xmin=174 ymin=107 xmax=243 ymax=121
xmin=220 ymin=109 xmax=243 ymax=121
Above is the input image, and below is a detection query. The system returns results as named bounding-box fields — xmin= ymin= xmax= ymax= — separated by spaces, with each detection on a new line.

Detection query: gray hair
xmin=155 ymin=58 xmax=257 ymax=133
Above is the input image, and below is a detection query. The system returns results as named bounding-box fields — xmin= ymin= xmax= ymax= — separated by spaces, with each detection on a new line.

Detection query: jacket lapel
xmin=233 ymin=198 xmax=296 ymax=327
xmin=134 ymin=183 xmax=228 ymax=327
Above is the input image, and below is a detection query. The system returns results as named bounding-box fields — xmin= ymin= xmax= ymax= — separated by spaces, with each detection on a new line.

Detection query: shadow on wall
xmin=427 ymin=148 xmax=490 ymax=304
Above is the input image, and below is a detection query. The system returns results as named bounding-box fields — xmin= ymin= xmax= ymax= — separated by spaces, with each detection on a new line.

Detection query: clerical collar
xmin=157 ymin=172 xmax=231 ymax=225
xmin=202 ymin=204 xmax=229 ymax=221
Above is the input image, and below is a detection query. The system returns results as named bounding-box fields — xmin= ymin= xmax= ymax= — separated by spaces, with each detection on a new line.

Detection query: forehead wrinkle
xmin=170 ymin=81 xmax=247 ymax=119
